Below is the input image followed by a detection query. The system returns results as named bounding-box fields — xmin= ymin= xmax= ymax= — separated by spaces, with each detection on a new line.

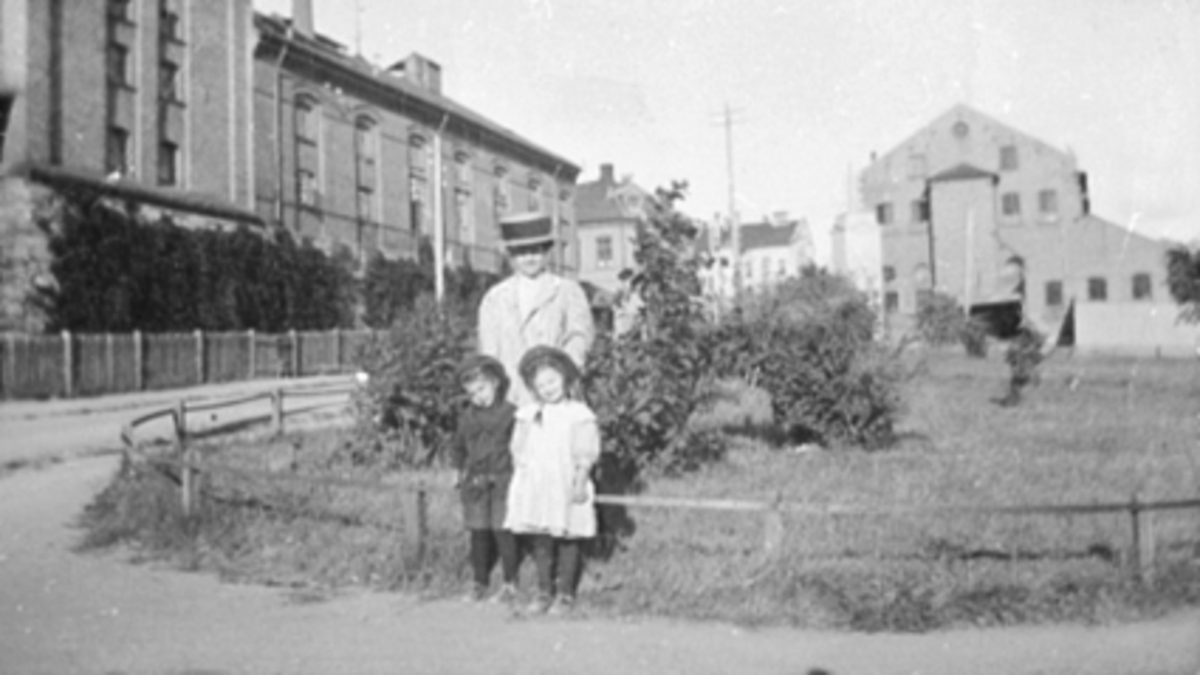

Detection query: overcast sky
xmin=254 ymin=0 xmax=1199 ymax=262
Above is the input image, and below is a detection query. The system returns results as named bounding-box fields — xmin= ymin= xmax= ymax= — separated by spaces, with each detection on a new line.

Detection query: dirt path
xmin=2 ymin=454 xmax=1198 ymax=675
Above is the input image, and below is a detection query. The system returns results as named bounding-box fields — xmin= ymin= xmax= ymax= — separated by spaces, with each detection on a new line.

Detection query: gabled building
xmin=573 ymin=162 xmax=652 ymax=294
xmin=860 ymin=104 xmax=1179 ymax=349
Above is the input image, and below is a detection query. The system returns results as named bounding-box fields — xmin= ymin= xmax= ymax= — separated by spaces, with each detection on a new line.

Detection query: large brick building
xmin=0 ymin=0 xmax=581 ymax=331
xmin=860 ymin=104 xmax=1175 ymax=340
xmin=252 ymin=8 xmax=580 ymax=274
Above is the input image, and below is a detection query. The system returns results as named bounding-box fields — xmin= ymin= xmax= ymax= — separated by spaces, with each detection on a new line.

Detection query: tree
xmin=1166 ymin=244 xmax=1200 ymax=324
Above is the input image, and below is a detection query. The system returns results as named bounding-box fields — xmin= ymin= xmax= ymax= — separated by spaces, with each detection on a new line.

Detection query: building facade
xmin=860 ymin=104 xmax=1173 ymax=337
xmin=0 ymin=0 xmax=583 ymax=331
xmin=574 ymin=163 xmax=651 ymax=294
xmin=701 ymin=213 xmax=814 ymax=302
xmin=252 ymin=8 xmax=580 ymax=275
xmin=0 ymin=0 xmax=262 ymax=331
xmin=830 ymin=210 xmax=883 ymax=307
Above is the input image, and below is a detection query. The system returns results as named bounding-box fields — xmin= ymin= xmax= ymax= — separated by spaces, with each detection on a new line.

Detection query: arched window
xmin=294 ymin=95 xmax=322 ymax=208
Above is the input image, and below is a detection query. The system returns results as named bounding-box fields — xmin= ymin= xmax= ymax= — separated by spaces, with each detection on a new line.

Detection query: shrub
xmin=1166 ymin=244 xmax=1200 ymax=324
xmin=715 ymin=270 xmax=902 ymax=449
xmin=348 ymin=295 xmax=474 ymax=467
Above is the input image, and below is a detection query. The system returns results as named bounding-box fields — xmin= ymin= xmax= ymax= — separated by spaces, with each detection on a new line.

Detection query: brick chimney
xmin=293 ymin=0 xmax=314 ymax=37
xmin=600 ymin=163 xmax=614 ymax=184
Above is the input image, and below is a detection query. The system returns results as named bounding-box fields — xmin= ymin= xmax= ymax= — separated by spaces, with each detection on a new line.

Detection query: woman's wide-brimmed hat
xmin=499 ymin=212 xmax=560 ymax=250
xmin=518 ymin=345 xmax=581 ymax=388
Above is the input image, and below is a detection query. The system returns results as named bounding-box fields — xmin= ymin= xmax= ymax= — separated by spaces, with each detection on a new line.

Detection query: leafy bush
xmin=915 ymin=291 xmax=989 ymax=357
xmin=714 ymin=270 xmax=902 ymax=449
xmin=348 ymin=296 xmax=474 ymax=467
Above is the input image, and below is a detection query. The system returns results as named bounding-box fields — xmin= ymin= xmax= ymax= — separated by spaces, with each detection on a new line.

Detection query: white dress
xmin=503 ymin=400 xmax=601 ymax=538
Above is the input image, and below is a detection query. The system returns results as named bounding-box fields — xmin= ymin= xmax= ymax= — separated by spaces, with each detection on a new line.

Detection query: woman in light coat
xmin=478 ymin=212 xmax=594 ymax=406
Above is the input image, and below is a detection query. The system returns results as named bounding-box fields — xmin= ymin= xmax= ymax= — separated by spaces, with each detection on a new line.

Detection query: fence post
xmin=194 ymin=329 xmax=204 ymax=386
xmin=271 ymin=388 xmax=284 ymax=437
xmin=1128 ymin=493 xmax=1155 ymax=584
xmin=289 ymin=329 xmax=300 ymax=377
xmin=133 ymin=330 xmax=144 ymax=391
xmin=176 ymin=400 xmax=194 ymax=515
xmin=61 ymin=330 xmax=73 ymax=398
xmin=247 ymin=329 xmax=256 ymax=380
xmin=332 ymin=327 xmax=342 ymax=372
xmin=106 ymin=332 xmax=115 ymax=393
xmin=763 ymin=491 xmax=784 ymax=560
xmin=5 ymin=333 xmax=16 ymax=398
xmin=403 ymin=482 xmax=428 ymax=575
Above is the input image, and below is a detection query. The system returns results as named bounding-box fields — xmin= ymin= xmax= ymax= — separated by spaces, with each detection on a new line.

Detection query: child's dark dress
xmin=450 ymin=399 xmax=517 ymax=529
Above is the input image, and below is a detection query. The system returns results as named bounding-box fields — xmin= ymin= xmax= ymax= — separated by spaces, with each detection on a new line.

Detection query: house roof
xmin=24 ymin=164 xmax=263 ymax=225
xmin=928 ymin=162 xmax=998 ymax=183
xmin=255 ymin=14 xmax=579 ymax=179
xmin=740 ymin=220 xmax=799 ymax=252
xmin=575 ymin=174 xmax=653 ymax=224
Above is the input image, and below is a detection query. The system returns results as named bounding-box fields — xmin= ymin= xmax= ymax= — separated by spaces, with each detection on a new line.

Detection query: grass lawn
xmin=80 ymin=348 xmax=1200 ymax=631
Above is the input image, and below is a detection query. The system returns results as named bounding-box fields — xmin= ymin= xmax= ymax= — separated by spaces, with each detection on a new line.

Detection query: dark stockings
xmin=469 ymin=529 xmax=518 ymax=587
xmin=531 ymin=534 xmax=582 ymax=598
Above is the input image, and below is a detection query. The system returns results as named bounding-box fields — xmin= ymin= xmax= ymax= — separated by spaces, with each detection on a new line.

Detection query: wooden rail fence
xmin=119 ymin=387 xmax=1200 ymax=584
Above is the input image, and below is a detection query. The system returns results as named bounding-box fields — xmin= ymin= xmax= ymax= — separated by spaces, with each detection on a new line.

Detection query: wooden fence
xmin=0 ymin=329 xmax=376 ymax=400
xmin=121 ymin=387 xmax=1200 ymax=584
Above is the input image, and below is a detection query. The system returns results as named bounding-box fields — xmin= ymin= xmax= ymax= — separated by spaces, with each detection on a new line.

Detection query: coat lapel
xmin=521 ymin=275 xmax=561 ymax=329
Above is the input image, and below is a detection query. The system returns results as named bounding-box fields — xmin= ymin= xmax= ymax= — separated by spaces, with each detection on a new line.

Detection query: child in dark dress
xmin=449 ymin=355 xmax=520 ymax=602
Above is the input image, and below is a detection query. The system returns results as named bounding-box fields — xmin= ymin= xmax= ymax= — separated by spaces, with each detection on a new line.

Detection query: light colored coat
xmin=478 ymin=273 xmax=594 ymax=406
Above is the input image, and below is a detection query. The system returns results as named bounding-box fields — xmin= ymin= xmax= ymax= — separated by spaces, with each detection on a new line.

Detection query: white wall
xmin=1074 ymin=302 xmax=1200 ymax=357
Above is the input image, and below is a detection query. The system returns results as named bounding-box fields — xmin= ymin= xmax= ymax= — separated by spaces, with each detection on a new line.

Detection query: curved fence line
xmin=118 ymin=383 xmax=1197 ymax=583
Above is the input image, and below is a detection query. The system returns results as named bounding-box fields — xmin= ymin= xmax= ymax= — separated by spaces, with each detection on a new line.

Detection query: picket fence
xmin=0 ymin=329 xmax=377 ymax=400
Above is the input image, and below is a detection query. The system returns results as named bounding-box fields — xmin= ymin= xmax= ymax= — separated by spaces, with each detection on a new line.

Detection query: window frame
xmin=876 ymin=201 xmax=893 ymax=225
xmin=999 ymin=145 xmax=1019 ymax=171
xmin=1132 ymin=273 xmax=1152 ymax=301
xmin=1001 ymin=192 xmax=1022 ymax=217
xmin=1038 ymin=189 xmax=1058 ymax=217
xmin=1087 ymin=276 xmax=1108 ymax=302
xmin=1045 ymin=280 xmax=1063 ymax=307
xmin=596 ymin=235 xmax=614 ymax=268
xmin=156 ymin=140 xmax=178 ymax=186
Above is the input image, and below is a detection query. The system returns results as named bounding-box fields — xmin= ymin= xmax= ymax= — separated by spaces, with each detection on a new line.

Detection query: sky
xmin=254 ymin=0 xmax=1199 ymax=263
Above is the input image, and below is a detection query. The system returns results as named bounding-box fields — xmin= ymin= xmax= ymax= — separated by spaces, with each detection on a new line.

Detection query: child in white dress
xmin=504 ymin=345 xmax=600 ymax=615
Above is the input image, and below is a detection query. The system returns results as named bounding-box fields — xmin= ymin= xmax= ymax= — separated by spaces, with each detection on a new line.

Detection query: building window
xmin=1001 ymin=192 xmax=1021 ymax=217
xmin=357 ymin=185 xmax=375 ymax=222
xmin=883 ymin=265 xmax=896 ymax=283
xmin=910 ymin=200 xmax=927 ymax=224
xmin=409 ymin=135 xmax=428 ymax=177
xmin=108 ymin=0 xmax=131 ymax=21
xmin=1000 ymin=145 xmax=1018 ymax=171
xmin=159 ymin=0 xmax=181 ymax=42
xmin=776 ymin=258 xmax=787 ymax=278
xmin=410 ymin=176 xmax=428 ymax=234
xmin=528 ymin=175 xmax=542 ymax=213
xmin=493 ymin=166 xmax=509 ymax=219
xmin=744 ymin=260 xmax=753 ymax=281
xmin=1087 ymin=276 xmax=1107 ymax=301
xmin=106 ymin=127 xmax=129 ymax=174
xmin=908 ymin=154 xmax=926 ymax=179
xmin=156 ymin=141 xmax=177 ymax=185
xmin=159 ymin=61 xmax=179 ymax=103
xmin=1045 ymin=280 xmax=1063 ymax=307
xmin=354 ymin=118 xmax=376 ymax=163
xmin=596 ymin=235 xmax=613 ymax=267
xmin=298 ymin=169 xmax=318 ymax=207
xmin=107 ymin=43 xmax=130 ymax=87
xmin=0 ymin=96 xmax=12 ymax=163
xmin=455 ymin=189 xmax=474 ymax=244
xmin=876 ymin=202 xmax=893 ymax=225
xmin=884 ymin=291 xmax=899 ymax=313
xmin=1038 ymin=189 xmax=1058 ymax=216
xmin=1132 ymin=273 xmax=1152 ymax=300
xmin=295 ymin=99 xmax=319 ymax=143
xmin=454 ymin=151 xmax=471 ymax=185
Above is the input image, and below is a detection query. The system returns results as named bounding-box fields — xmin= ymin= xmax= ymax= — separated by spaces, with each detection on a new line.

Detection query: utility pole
xmin=720 ymin=103 xmax=743 ymax=298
